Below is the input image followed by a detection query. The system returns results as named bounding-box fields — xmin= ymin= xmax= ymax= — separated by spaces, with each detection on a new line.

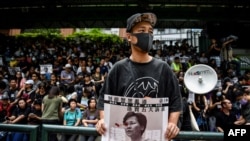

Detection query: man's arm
xmin=96 ymin=110 xmax=106 ymax=135
xmin=169 ymin=111 xmax=181 ymax=126
xmin=165 ymin=68 xmax=182 ymax=140
xmin=222 ymin=39 xmax=234 ymax=48
xmin=99 ymin=110 xmax=104 ymax=120
xmin=165 ymin=111 xmax=181 ymax=140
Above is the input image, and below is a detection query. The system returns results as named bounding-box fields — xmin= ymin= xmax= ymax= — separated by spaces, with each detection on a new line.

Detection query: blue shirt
xmin=63 ymin=108 xmax=81 ymax=126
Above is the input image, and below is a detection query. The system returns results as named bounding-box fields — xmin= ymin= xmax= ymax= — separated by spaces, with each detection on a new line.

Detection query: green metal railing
xmin=176 ymin=131 xmax=223 ymax=140
xmin=0 ymin=124 xmax=39 ymax=141
xmin=0 ymin=124 xmax=224 ymax=141
xmin=41 ymin=124 xmax=223 ymax=141
xmin=41 ymin=124 xmax=99 ymax=141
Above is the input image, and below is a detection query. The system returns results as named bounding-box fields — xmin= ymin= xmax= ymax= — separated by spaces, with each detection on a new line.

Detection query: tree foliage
xmin=15 ymin=28 xmax=123 ymax=45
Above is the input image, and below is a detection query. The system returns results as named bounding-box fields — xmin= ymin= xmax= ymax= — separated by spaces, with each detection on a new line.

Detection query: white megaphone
xmin=184 ymin=64 xmax=218 ymax=94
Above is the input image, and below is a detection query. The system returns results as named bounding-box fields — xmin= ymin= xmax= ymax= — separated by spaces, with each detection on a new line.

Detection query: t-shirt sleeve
xmin=82 ymin=110 xmax=87 ymax=119
xmin=167 ymin=66 xmax=183 ymax=113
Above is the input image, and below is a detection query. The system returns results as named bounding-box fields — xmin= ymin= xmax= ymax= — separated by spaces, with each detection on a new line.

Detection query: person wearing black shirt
xmin=215 ymin=99 xmax=238 ymax=132
xmin=96 ymin=12 xmax=182 ymax=140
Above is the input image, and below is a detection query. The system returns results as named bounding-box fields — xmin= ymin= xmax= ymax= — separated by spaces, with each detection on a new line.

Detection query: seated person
xmin=0 ymin=94 xmax=12 ymax=123
xmin=215 ymin=99 xmax=239 ymax=132
xmin=6 ymin=98 xmax=31 ymax=141
xmin=61 ymin=99 xmax=81 ymax=141
xmin=79 ymin=97 xmax=99 ymax=141
xmin=28 ymin=100 xmax=42 ymax=125
xmin=77 ymin=89 xmax=90 ymax=111
xmin=234 ymin=90 xmax=250 ymax=125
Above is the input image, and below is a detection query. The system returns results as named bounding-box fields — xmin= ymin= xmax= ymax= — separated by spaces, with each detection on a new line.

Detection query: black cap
xmin=126 ymin=12 xmax=157 ymax=33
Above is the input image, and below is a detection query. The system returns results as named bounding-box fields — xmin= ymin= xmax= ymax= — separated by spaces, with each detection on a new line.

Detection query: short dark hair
xmin=123 ymin=112 xmax=147 ymax=135
xmin=38 ymin=82 xmax=47 ymax=89
xmin=34 ymin=99 xmax=42 ymax=105
xmin=68 ymin=98 xmax=77 ymax=105
xmin=48 ymin=86 xmax=60 ymax=98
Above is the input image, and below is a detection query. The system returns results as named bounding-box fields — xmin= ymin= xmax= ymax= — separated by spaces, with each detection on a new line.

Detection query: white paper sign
xmin=102 ymin=95 xmax=169 ymax=141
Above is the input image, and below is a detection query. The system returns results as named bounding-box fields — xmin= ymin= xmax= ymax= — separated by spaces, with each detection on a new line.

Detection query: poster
xmin=40 ymin=64 xmax=53 ymax=74
xmin=103 ymin=95 xmax=169 ymax=141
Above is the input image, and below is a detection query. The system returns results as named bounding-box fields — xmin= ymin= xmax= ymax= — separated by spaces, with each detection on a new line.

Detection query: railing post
xmin=29 ymin=127 xmax=37 ymax=141
xmin=41 ymin=124 xmax=49 ymax=141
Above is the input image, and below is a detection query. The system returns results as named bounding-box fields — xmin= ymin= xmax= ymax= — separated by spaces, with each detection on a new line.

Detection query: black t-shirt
xmin=12 ymin=106 xmax=31 ymax=124
xmin=28 ymin=107 xmax=42 ymax=125
xmin=215 ymin=110 xmax=237 ymax=131
xmin=84 ymin=81 xmax=95 ymax=98
xmin=97 ymin=58 xmax=182 ymax=113
xmin=209 ymin=44 xmax=221 ymax=57
xmin=34 ymin=93 xmax=47 ymax=104
xmin=241 ymin=103 xmax=250 ymax=123
xmin=8 ymin=88 xmax=19 ymax=102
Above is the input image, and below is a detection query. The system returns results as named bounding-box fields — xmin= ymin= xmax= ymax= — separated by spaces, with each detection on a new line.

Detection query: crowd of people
xmin=0 ymin=26 xmax=249 ymax=141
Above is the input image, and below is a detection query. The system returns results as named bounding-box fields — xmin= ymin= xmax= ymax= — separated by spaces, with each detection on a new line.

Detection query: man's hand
xmin=165 ymin=122 xmax=180 ymax=140
xmin=95 ymin=118 xmax=106 ymax=135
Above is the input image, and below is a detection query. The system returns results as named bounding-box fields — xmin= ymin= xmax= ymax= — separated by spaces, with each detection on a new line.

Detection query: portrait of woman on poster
xmin=122 ymin=111 xmax=155 ymax=141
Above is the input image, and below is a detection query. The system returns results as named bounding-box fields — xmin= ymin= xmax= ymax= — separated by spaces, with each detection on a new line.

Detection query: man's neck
xmin=130 ymin=52 xmax=152 ymax=63
xmin=222 ymin=108 xmax=230 ymax=115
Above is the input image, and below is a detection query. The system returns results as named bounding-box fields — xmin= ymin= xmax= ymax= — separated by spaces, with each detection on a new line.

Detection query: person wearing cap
xmin=60 ymin=63 xmax=76 ymax=87
xmin=16 ymin=79 xmax=36 ymax=105
xmin=96 ymin=12 xmax=182 ymax=140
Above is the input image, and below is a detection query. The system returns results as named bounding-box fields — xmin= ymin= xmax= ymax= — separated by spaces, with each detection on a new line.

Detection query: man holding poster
xmin=97 ymin=12 xmax=182 ymax=141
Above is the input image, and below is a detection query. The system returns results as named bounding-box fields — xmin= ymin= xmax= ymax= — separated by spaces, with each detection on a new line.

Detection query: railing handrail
xmin=41 ymin=124 xmax=223 ymax=141
xmin=0 ymin=123 xmax=39 ymax=141
xmin=176 ymin=131 xmax=223 ymax=140
xmin=0 ymin=124 xmax=224 ymax=141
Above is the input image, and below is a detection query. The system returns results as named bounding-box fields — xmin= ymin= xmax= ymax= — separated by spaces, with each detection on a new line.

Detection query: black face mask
xmin=132 ymin=33 xmax=153 ymax=52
